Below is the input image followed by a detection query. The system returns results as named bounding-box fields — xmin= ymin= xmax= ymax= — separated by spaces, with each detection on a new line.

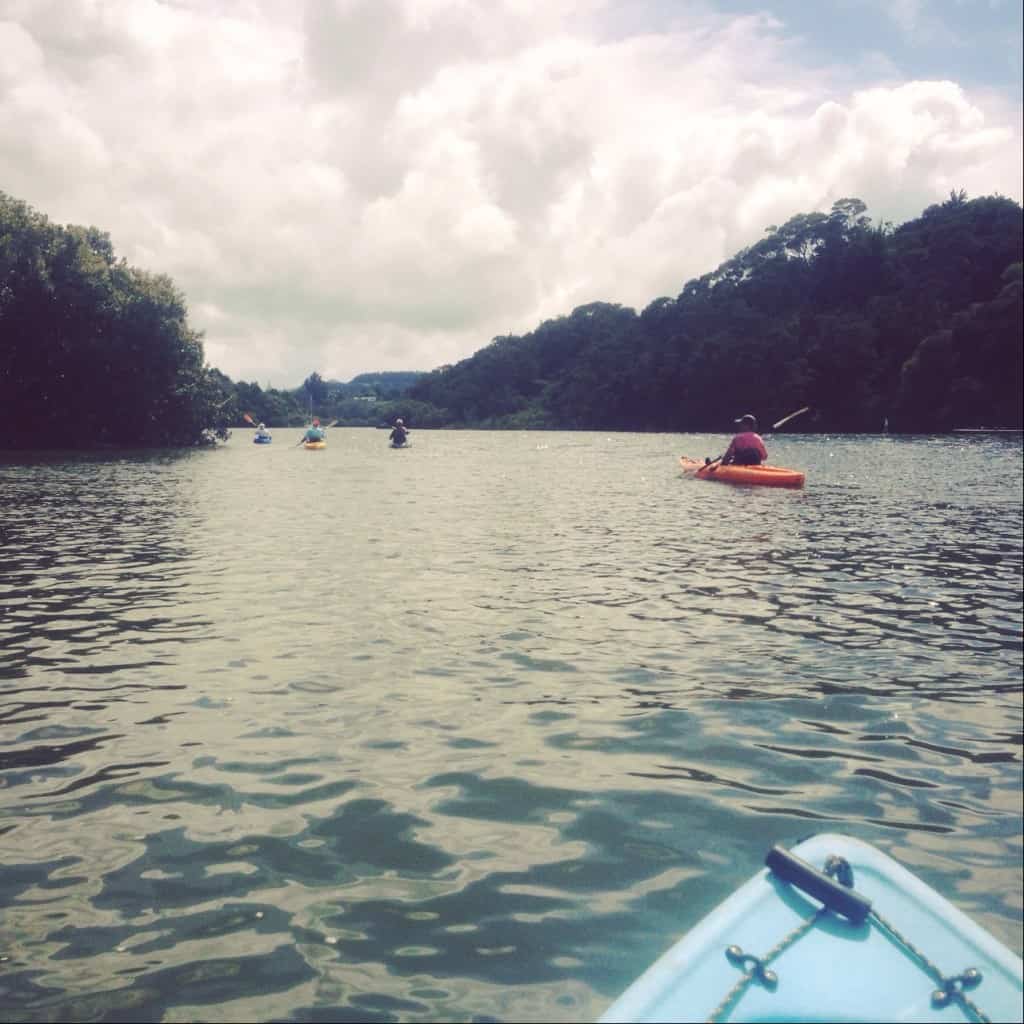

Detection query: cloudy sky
xmin=1 ymin=0 xmax=1021 ymax=387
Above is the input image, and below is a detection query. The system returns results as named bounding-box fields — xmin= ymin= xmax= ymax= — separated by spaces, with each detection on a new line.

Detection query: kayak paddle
xmin=771 ymin=405 xmax=810 ymax=430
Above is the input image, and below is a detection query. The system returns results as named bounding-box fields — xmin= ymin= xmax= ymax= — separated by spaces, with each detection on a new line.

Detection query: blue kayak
xmin=600 ymin=834 xmax=1022 ymax=1023
xmin=253 ymin=435 xmax=272 ymax=444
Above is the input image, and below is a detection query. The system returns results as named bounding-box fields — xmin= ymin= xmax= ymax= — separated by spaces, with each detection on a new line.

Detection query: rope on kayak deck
xmin=706 ymin=906 xmax=826 ymax=1023
xmin=706 ymin=850 xmax=991 ymax=1024
xmin=869 ymin=906 xmax=987 ymax=1022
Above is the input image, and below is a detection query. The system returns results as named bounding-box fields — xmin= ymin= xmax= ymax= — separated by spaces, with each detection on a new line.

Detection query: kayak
xmin=680 ymin=456 xmax=805 ymax=488
xmin=253 ymin=435 xmax=272 ymax=444
xmin=600 ymin=833 xmax=1023 ymax=1024
xmin=389 ymin=442 xmax=411 ymax=449
xmin=303 ymin=440 xmax=326 ymax=450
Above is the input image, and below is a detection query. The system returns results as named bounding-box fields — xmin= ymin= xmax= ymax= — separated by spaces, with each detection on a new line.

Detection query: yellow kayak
xmin=303 ymin=440 xmax=326 ymax=450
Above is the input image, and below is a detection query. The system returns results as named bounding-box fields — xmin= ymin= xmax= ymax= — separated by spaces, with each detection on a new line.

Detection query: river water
xmin=1 ymin=430 xmax=1021 ymax=1023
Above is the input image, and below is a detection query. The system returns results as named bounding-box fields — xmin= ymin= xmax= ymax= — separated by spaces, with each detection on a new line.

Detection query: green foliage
xmin=302 ymin=371 xmax=328 ymax=407
xmin=231 ymin=378 xmax=444 ymax=429
xmin=333 ymin=372 xmax=424 ymax=399
xmin=233 ymin=380 xmax=305 ymax=426
xmin=406 ymin=193 xmax=1022 ymax=432
xmin=898 ymin=261 xmax=1023 ymax=429
xmin=0 ymin=191 xmax=232 ymax=447
xmin=5 ymin=188 xmax=1020 ymax=444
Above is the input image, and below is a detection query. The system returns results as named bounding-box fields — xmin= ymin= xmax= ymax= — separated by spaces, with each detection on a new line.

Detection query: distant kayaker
xmin=303 ymin=418 xmax=325 ymax=443
xmin=255 ymin=422 xmax=271 ymax=439
xmin=389 ymin=418 xmax=409 ymax=447
xmin=715 ymin=413 xmax=767 ymax=466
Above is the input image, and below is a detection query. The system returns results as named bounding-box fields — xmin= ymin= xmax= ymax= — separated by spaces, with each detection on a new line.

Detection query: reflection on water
xmin=1 ymin=432 xmax=1021 ymax=1022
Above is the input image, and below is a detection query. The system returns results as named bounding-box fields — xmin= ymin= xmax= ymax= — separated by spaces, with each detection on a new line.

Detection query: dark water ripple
xmin=0 ymin=433 xmax=1021 ymax=1022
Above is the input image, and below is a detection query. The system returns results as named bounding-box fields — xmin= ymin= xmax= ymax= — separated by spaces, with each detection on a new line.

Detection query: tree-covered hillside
xmin=337 ymin=372 xmax=424 ymax=398
xmin=407 ymin=194 xmax=1022 ymax=432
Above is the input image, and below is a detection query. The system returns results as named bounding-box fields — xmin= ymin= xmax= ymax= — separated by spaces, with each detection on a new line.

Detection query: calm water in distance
xmin=1 ymin=429 xmax=1022 ymax=1023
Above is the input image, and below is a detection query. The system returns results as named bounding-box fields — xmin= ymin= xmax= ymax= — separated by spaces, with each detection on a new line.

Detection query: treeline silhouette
xmin=0 ymin=191 xmax=235 ymax=447
xmin=231 ymin=371 xmax=436 ymax=430
xmin=2 ymin=190 xmax=1020 ymax=447
xmin=406 ymin=194 xmax=1022 ymax=433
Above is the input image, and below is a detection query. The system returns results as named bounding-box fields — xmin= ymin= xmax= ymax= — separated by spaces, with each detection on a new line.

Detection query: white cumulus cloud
xmin=0 ymin=0 xmax=1019 ymax=386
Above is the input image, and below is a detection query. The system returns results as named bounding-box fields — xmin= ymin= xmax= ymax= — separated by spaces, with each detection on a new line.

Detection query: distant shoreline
xmin=4 ymin=427 xmax=1023 ymax=454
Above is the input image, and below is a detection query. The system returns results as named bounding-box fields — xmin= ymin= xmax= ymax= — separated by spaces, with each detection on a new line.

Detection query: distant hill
xmin=335 ymin=371 xmax=424 ymax=398
xmin=231 ymin=370 xmax=435 ymax=428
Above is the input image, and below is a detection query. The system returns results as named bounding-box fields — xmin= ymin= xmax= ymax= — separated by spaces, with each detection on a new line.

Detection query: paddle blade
xmin=772 ymin=406 xmax=810 ymax=430
xmin=243 ymin=413 xmax=257 ymax=426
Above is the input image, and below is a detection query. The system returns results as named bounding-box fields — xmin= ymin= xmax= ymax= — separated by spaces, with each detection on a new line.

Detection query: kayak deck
xmin=680 ymin=455 xmax=805 ymax=488
xmin=303 ymin=440 xmax=326 ymax=450
xmin=600 ymin=833 xmax=1022 ymax=1023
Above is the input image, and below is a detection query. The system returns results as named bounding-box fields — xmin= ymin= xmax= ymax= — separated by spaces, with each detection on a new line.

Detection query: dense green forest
xmin=1 ymin=189 xmax=1020 ymax=447
xmin=0 ymin=191 xmax=235 ymax=447
xmin=406 ymin=194 xmax=1022 ymax=432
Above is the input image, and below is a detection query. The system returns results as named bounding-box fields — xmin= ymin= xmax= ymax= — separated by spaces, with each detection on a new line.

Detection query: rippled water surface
xmin=1 ymin=430 xmax=1021 ymax=1022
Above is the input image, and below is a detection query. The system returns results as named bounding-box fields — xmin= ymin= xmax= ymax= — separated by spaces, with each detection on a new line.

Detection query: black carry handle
xmin=765 ymin=845 xmax=872 ymax=924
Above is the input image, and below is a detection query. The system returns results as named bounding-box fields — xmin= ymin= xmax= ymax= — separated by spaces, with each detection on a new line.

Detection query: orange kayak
xmin=680 ymin=456 xmax=804 ymax=488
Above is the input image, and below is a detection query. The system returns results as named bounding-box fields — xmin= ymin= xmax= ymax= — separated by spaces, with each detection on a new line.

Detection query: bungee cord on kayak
xmin=601 ymin=835 xmax=1019 ymax=1024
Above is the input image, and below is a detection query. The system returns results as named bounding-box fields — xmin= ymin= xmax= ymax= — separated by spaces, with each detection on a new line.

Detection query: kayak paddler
xmin=710 ymin=413 xmax=767 ymax=467
xmin=255 ymin=421 xmax=271 ymax=439
xmin=389 ymin=418 xmax=409 ymax=447
xmin=302 ymin=418 xmax=325 ymax=443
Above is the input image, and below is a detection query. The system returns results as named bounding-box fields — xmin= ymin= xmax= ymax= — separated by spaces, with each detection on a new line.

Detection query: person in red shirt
xmin=717 ymin=413 xmax=768 ymax=465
